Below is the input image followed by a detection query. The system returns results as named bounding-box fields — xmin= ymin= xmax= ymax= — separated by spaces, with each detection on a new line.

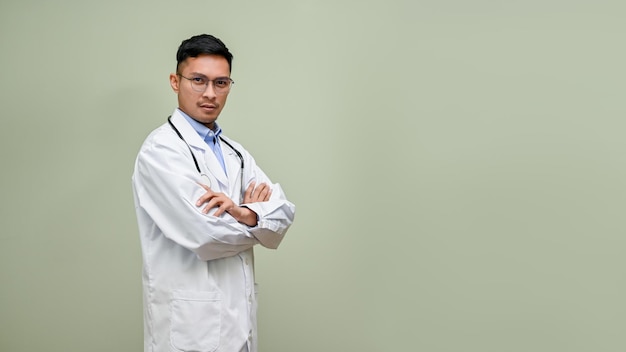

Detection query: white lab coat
xmin=132 ymin=109 xmax=295 ymax=352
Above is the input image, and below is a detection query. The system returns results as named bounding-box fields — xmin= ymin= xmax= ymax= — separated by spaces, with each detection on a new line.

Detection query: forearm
xmin=243 ymin=191 xmax=295 ymax=249
xmin=134 ymin=149 xmax=258 ymax=258
xmin=228 ymin=206 xmax=259 ymax=227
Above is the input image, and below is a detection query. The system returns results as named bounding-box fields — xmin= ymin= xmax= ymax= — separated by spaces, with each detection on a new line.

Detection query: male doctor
xmin=132 ymin=34 xmax=295 ymax=352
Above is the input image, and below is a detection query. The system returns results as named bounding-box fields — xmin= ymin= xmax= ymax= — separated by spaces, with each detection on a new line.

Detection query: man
xmin=132 ymin=34 xmax=295 ymax=352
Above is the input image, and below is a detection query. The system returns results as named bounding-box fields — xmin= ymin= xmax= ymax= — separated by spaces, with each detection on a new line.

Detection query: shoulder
xmin=140 ymin=123 xmax=179 ymax=147
xmin=137 ymin=123 xmax=186 ymax=158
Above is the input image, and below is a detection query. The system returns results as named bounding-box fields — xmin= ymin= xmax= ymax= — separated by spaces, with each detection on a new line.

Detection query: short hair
xmin=176 ymin=34 xmax=233 ymax=73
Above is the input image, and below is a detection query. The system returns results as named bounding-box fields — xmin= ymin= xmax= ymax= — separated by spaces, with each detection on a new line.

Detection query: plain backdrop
xmin=1 ymin=1 xmax=625 ymax=351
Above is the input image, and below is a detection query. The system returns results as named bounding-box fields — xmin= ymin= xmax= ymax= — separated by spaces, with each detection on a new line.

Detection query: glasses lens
xmin=185 ymin=76 xmax=233 ymax=94
xmin=189 ymin=77 xmax=206 ymax=92
xmin=213 ymin=78 xmax=232 ymax=94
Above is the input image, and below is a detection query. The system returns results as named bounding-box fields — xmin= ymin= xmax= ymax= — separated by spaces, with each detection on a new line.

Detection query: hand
xmin=243 ymin=182 xmax=272 ymax=204
xmin=196 ymin=183 xmax=236 ymax=217
xmin=196 ymin=183 xmax=259 ymax=226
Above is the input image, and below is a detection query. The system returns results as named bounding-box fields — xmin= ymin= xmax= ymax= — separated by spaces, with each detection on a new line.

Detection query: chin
xmin=196 ymin=112 xmax=217 ymax=121
xmin=199 ymin=116 xmax=218 ymax=126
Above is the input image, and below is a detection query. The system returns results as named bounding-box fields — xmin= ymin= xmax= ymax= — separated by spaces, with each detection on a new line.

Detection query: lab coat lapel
xmin=170 ymin=111 xmax=228 ymax=188
xmin=202 ymin=149 xmax=228 ymax=189
xmin=222 ymin=137 xmax=243 ymax=199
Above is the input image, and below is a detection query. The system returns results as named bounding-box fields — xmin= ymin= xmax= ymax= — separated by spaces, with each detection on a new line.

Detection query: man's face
xmin=170 ymin=54 xmax=231 ymax=130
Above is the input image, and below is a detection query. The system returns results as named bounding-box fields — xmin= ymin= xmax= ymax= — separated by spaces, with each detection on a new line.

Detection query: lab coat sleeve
xmin=240 ymin=154 xmax=296 ymax=250
xmin=133 ymin=131 xmax=258 ymax=261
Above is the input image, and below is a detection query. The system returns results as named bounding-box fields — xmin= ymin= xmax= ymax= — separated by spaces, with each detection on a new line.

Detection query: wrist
xmin=231 ymin=206 xmax=258 ymax=226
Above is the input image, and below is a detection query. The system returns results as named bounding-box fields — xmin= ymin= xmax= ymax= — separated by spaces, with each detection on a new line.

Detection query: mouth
xmin=200 ymin=103 xmax=218 ymax=111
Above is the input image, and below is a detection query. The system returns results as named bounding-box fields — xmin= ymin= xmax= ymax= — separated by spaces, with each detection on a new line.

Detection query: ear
xmin=170 ymin=73 xmax=180 ymax=93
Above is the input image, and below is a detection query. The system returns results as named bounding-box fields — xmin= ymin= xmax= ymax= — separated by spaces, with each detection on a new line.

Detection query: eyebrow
xmin=187 ymin=72 xmax=208 ymax=79
xmin=188 ymin=72 xmax=230 ymax=79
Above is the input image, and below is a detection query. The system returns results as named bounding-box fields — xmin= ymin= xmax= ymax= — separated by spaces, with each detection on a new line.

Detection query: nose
xmin=202 ymin=81 xmax=217 ymax=99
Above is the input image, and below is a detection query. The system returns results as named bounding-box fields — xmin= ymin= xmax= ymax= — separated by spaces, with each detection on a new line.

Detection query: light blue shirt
xmin=178 ymin=109 xmax=227 ymax=175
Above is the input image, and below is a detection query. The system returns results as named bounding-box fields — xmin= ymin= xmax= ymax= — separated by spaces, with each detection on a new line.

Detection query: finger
xmin=214 ymin=200 xmax=234 ymax=217
xmin=256 ymin=183 xmax=271 ymax=201
xmin=243 ymin=182 xmax=256 ymax=203
xmin=264 ymin=188 xmax=273 ymax=201
xmin=213 ymin=203 xmax=227 ymax=217
xmin=196 ymin=191 xmax=215 ymax=206
xmin=245 ymin=181 xmax=256 ymax=198
xmin=202 ymin=199 xmax=220 ymax=214
xmin=197 ymin=182 xmax=211 ymax=191
xmin=255 ymin=184 xmax=268 ymax=200
xmin=196 ymin=183 xmax=214 ymax=206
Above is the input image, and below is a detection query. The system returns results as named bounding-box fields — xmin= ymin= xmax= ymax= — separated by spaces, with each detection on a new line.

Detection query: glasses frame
xmin=177 ymin=74 xmax=235 ymax=94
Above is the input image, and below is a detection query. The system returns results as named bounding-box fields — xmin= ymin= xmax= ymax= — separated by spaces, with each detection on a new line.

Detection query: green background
xmin=1 ymin=1 xmax=624 ymax=351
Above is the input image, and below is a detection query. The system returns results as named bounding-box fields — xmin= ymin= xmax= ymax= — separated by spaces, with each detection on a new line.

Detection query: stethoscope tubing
xmin=167 ymin=116 xmax=245 ymax=193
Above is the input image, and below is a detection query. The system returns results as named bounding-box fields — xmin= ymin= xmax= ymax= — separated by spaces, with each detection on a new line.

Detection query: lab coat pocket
xmin=170 ymin=290 xmax=222 ymax=352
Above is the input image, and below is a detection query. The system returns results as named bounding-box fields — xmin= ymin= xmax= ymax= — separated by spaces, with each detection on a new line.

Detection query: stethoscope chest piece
xmin=200 ymin=173 xmax=212 ymax=187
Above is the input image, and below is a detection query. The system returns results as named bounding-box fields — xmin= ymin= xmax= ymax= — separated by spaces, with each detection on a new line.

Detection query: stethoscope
xmin=167 ymin=116 xmax=244 ymax=194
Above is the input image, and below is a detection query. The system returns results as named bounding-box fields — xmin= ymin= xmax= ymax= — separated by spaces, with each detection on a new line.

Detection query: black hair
xmin=176 ymin=34 xmax=233 ymax=73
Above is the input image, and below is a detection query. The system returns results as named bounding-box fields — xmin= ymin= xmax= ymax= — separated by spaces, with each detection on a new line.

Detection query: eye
xmin=214 ymin=79 xmax=229 ymax=88
xmin=191 ymin=77 xmax=206 ymax=85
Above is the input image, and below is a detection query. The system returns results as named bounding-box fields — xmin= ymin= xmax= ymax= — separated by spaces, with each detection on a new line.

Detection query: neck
xmin=178 ymin=108 xmax=215 ymax=130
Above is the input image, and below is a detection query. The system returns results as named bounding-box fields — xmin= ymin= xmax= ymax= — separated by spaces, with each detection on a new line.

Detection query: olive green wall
xmin=1 ymin=1 xmax=625 ymax=351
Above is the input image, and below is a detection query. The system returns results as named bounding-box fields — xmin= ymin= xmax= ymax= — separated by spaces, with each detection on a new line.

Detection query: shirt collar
xmin=177 ymin=108 xmax=222 ymax=141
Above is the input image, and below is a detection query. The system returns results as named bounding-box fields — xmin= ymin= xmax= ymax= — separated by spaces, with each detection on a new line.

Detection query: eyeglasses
xmin=178 ymin=74 xmax=234 ymax=94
